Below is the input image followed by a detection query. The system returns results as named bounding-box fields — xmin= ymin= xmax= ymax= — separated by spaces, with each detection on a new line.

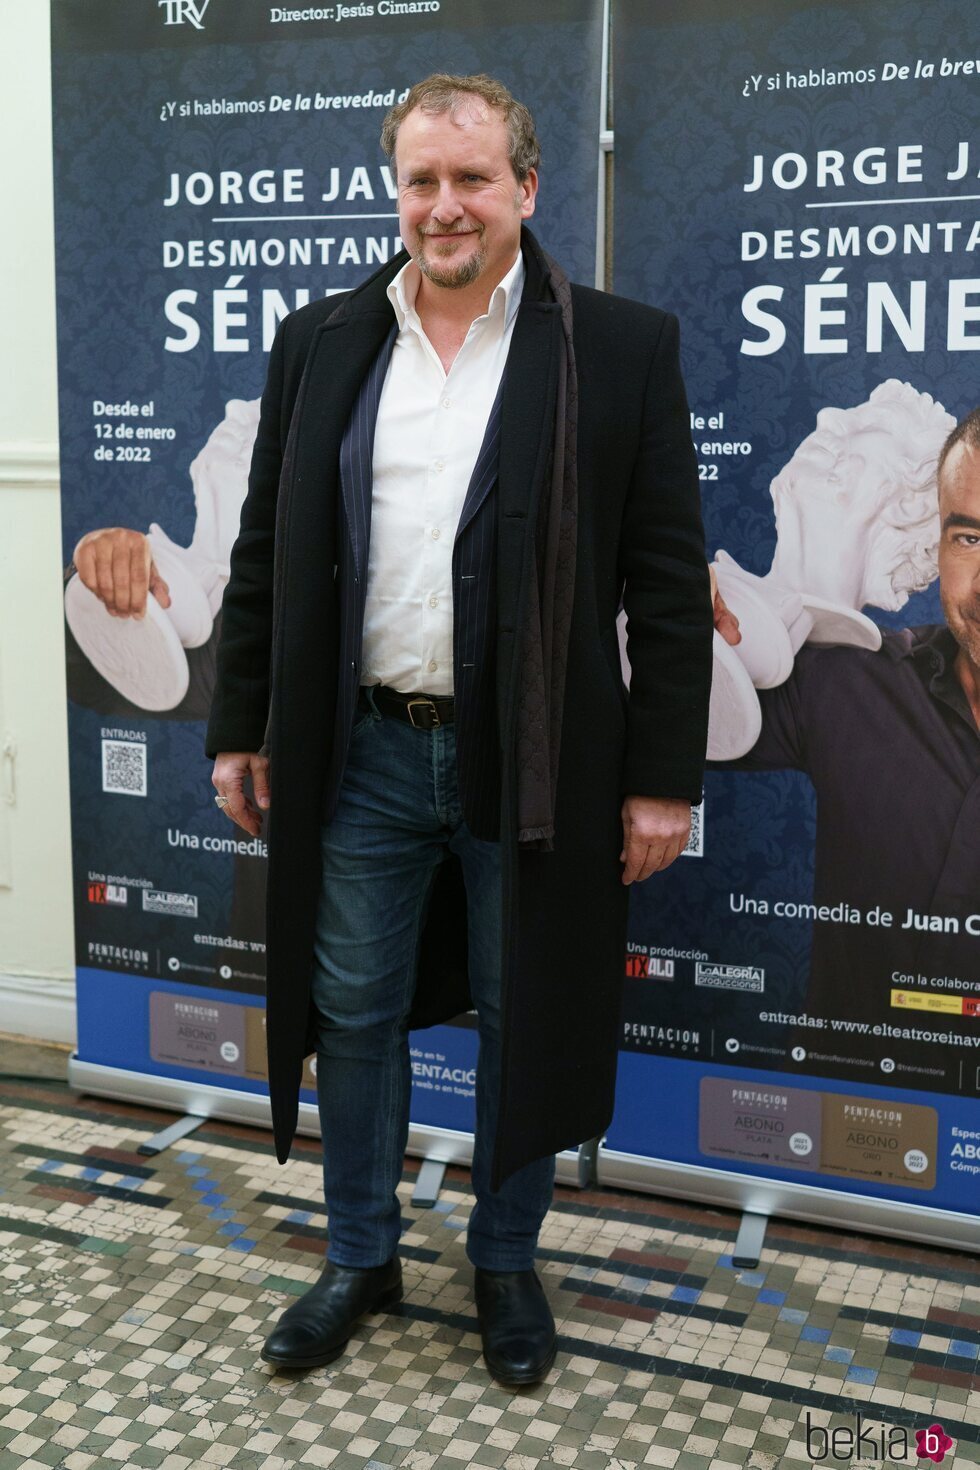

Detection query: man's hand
xmin=709 ymin=563 xmax=741 ymax=646
xmin=72 ymin=528 xmax=171 ymax=618
xmin=212 ymin=752 xmax=270 ymax=836
xmin=620 ymin=795 xmax=691 ymax=883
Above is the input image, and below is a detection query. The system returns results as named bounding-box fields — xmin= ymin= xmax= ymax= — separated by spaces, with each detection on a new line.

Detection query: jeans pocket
xmin=350 ymin=705 xmax=376 ymax=739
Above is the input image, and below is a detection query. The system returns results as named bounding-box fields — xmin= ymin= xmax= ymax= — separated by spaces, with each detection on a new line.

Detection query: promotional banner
xmin=612 ymin=0 xmax=980 ymax=1216
xmin=53 ymin=0 xmax=603 ymax=1131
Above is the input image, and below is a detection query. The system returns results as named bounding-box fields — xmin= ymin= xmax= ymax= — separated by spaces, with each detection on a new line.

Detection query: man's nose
xmin=431 ymin=180 xmax=464 ymax=222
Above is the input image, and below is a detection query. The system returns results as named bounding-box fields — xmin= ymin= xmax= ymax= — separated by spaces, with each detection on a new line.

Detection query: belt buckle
xmin=406 ymin=695 xmax=440 ymax=730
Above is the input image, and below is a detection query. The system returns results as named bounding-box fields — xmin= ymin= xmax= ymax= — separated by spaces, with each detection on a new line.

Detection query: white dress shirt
xmin=360 ymin=248 xmax=525 ymax=696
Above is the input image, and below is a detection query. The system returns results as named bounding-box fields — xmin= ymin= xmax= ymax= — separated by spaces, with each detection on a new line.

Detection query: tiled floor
xmin=0 ymin=1037 xmax=977 ymax=1470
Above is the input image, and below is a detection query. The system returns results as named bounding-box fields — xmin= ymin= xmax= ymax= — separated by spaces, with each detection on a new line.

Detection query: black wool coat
xmin=205 ymin=228 xmax=713 ymax=1191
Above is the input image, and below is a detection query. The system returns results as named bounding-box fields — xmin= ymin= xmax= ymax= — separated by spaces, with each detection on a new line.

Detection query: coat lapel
xmin=495 ymin=235 xmax=562 ymax=720
xmin=281 ymin=250 xmax=410 ymax=559
xmin=285 ymin=310 xmax=394 ymax=540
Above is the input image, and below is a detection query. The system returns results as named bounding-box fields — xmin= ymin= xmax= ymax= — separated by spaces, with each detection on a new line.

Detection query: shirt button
xmin=434 ymin=460 xmax=444 ymax=473
xmin=442 ymin=398 xmax=451 ymax=409
xmin=428 ymin=659 xmax=438 ymax=672
xmin=428 ymin=595 xmax=438 ymax=608
xmin=431 ymin=528 xmax=440 ymax=539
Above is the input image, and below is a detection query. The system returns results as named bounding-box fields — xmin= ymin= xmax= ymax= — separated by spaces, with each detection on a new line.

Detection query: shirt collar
xmin=387 ymin=247 xmax=525 ymax=334
xmin=887 ymin=623 xmax=958 ymax=671
xmin=894 ymin=623 xmax=979 ymax=734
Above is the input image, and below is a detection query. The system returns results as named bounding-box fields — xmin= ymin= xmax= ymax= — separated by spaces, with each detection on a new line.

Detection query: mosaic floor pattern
xmin=0 ymin=1040 xmax=977 ymax=1470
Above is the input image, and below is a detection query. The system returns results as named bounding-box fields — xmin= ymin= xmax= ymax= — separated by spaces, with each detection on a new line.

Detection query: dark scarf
xmin=514 ymin=228 xmax=578 ymax=851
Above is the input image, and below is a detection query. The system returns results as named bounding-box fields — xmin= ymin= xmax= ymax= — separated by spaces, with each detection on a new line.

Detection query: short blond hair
xmin=381 ymin=72 xmax=540 ymax=181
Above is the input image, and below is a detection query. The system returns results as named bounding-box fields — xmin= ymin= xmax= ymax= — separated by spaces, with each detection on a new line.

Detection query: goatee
xmin=414 ymin=232 xmax=487 ymax=290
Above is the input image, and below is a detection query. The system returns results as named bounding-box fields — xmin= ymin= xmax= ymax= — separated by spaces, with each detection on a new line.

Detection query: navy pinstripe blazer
xmin=323 ymin=323 xmax=507 ymax=840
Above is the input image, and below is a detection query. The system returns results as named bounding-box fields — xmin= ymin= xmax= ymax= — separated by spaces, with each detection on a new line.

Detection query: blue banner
xmin=54 ymin=0 xmax=603 ymax=1130
xmin=612 ymin=0 xmax=980 ymax=1215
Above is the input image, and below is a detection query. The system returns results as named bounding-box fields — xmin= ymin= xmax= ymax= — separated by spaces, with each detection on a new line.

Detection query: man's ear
xmin=520 ymin=167 xmax=538 ymax=219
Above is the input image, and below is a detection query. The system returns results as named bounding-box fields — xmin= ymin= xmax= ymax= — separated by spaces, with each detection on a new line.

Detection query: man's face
xmin=938 ymin=443 xmax=980 ymax=667
xmin=394 ymin=99 xmax=537 ymax=291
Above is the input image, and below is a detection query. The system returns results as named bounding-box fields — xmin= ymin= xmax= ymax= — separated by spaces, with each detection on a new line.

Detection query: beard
xmin=413 ymin=227 xmax=487 ymax=289
xmin=943 ymin=591 xmax=980 ymax=672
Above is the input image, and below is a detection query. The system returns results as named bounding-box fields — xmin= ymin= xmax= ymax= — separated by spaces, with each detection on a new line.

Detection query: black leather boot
xmin=261 ymin=1255 xmax=403 ymax=1369
xmin=473 ymin=1267 xmax=557 ymax=1386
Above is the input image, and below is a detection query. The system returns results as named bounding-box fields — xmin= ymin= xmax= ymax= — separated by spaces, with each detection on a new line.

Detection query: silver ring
xmin=214 ymin=795 xmax=231 ymax=808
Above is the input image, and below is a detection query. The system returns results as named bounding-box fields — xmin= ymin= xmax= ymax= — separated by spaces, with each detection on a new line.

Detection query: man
xmin=206 ymin=73 xmax=712 ymax=1385
xmin=714 ymin=408 xmax=980 ymax=1076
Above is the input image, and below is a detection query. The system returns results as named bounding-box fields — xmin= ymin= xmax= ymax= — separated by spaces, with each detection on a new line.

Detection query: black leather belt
xmin=359 ymin=684 xmax=455 ymax=729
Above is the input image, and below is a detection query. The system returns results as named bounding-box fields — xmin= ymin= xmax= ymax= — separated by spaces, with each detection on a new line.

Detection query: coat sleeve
xmin=619 ymin=312 xmax=713 ymax=803
xmin=203 ymin=315 xmax=287 ymax=758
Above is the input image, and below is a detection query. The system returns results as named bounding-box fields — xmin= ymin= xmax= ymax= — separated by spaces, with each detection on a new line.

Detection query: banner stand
xmin=608 ymin=0 xmax=980 ymax=1253
xmin=597 ymin=1147 xmax=979 ymax=1255
xmin=66 ymin=1053 xmax=586 ymax=1189
xmin=55 ymin=0 xmax=977 ymax=1252
xmin=53 ymin=1 xmax=604 ymax=1207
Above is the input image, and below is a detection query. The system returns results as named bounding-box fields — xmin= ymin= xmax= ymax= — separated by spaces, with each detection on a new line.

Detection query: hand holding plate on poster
xmin=64 ymin=398 xmax=261 ymax=712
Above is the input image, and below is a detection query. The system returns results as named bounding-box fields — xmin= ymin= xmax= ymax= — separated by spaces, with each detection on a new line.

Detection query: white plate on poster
xmin=706 ymin=630 xmax=762 ymax=761
xmin=712 ymin=564 xmax=796 ymax=689
xmin=146 ymin=525 xmax=214 ymax=648
xmin=616 ymin=607 xmax=763 ymax=761
xmin=65 ymin=574 xmax=189 ymax=711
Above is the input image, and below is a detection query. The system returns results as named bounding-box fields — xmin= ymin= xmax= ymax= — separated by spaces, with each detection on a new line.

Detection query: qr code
xmin=102 ymin=739 xmax=147 ymax=797
xmin=683 ymin=800 xmax=704 ymax=858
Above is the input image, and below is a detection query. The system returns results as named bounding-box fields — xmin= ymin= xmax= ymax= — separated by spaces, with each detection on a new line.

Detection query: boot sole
xmin=260 ymin=1284 xmax=403 ymax=1370
xmin=483 ymin=1335 xmax=557 ymax=1387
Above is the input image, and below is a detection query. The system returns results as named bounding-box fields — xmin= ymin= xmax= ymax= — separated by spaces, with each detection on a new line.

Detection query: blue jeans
xmin=310 ymin=686 xmax=556 ymax=1270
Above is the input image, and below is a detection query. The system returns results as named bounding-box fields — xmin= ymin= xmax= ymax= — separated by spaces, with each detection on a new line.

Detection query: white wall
xmin=0 ymin=0 xmax=76 ymax=1040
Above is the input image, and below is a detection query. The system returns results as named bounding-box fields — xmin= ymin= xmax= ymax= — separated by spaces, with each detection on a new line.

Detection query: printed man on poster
xmin=709 ymin=402 xmax=980 ymax=1073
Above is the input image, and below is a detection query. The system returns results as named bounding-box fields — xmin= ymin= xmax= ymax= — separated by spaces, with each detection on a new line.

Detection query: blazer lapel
xmin=454 ymin=368 xmax=507 ymax=543
xmin=338 ymin=323 xmax=398 ymax=583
